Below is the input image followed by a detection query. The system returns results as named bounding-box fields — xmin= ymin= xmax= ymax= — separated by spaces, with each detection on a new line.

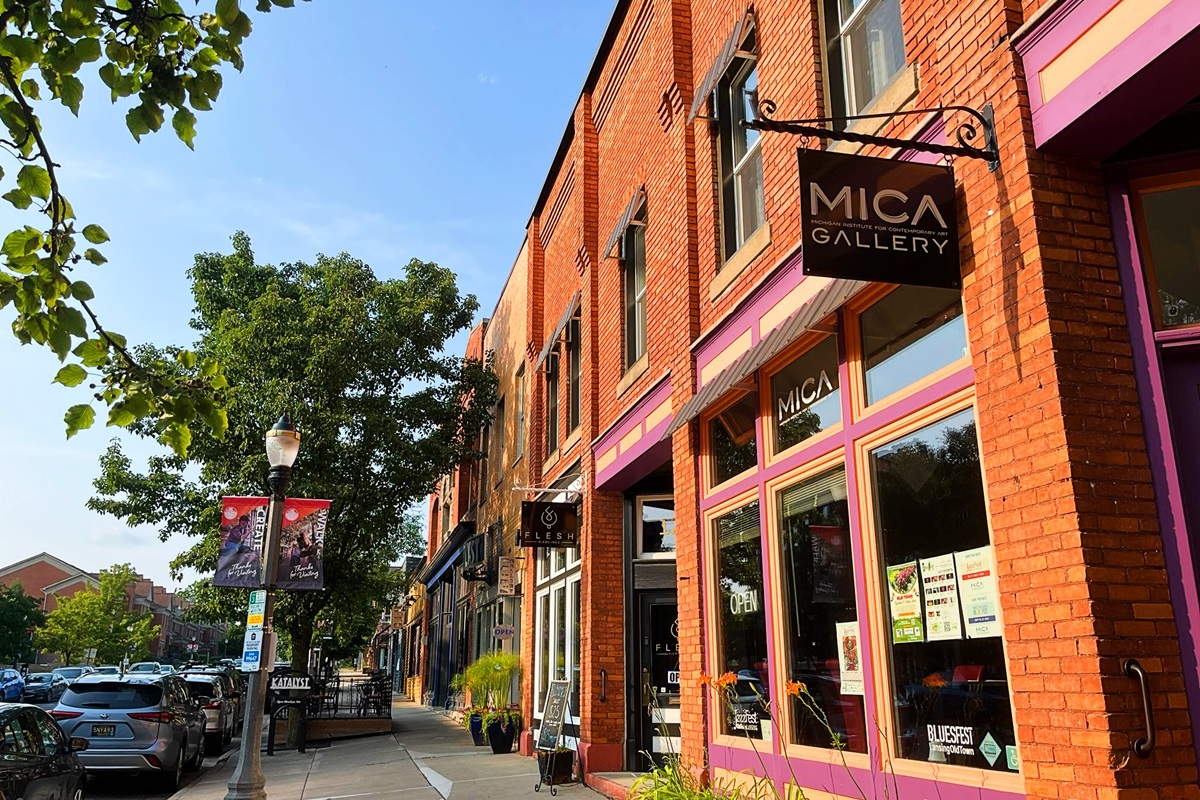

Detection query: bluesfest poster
xmin=215 ymin=497 xmax=269 ymax=588
xmin=215 ymin=497 xmax=330 ymax=590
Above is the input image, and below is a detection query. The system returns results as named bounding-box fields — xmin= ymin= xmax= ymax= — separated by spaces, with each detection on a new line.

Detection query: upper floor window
xmin=494 ymin=398 xmax=505 ymax=483
xmin=547 ymin=353 xmax=560 ymax=455
xmin=623 ymin=208 xmax=648 ymax=369
xmin=479 ymin=424 xmax=490 ymax=501
xmin=515 ymin=366 xmax=525 ymax=460
xmin=717 ymin=26 xmax=764 ymax=260
xmin=567 ymin=316 xmax=581 ymax=434
xmin=824 ymin=0 xmax=906 ymax=117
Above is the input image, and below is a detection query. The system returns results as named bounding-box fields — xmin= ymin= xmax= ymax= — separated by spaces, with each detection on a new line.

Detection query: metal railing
xmin=303 ymin=672 xmax=393 ymax=719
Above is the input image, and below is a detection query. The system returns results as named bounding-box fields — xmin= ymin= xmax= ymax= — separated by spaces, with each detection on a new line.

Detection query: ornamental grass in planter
xmin=462 ymin=651 xmax=522 ymax=754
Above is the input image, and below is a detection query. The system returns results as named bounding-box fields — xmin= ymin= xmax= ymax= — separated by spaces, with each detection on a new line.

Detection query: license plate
xmin=91 ymin=724 xmax=116 ymax=737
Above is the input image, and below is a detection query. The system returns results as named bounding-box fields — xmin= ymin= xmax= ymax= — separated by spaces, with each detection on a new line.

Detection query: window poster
xmin=835 ymin=621 xmax=865 ymax=695
xmin=887 ymin=561 xmax=924 ymax=643
xmin=955 ymin=547 xmax=1002 ymax=638
xmin=919 ymin=553 xmax=962 ymax=641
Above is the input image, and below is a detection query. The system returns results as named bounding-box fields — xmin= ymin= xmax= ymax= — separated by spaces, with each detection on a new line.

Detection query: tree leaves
xmin=53 ymin=364 xmax=88 ymax=387
xmin=0 ymin=1 xmax=309 ymax=451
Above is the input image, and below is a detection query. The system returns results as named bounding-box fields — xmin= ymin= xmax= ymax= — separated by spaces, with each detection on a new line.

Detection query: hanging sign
xmin=275 ymin=498 xmax=331 ymax=590
xmin=519 ymin=501 xmax=579 ymax=548
xmin=493 ymin=624 xmax=516 ymax=640
xmin=798 ymin=149 xmax=960 ymax=290
xmin=498 ymin=556 xmax=517 ymax=596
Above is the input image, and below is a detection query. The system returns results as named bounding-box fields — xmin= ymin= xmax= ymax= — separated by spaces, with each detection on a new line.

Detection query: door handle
xmin=641 ymin=668 xmax=653 ymax=709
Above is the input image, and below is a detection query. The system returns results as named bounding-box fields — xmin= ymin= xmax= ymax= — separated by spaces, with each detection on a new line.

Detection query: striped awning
xmin=534 ymin=290 xmax=581 ymax=371
xmin=603 ymin=187 xmax=646 ymax=259
xmin=687 ymin=9 xmax=754 ymax=123
xmin=665 ymin=278 xmax=866 ymax=437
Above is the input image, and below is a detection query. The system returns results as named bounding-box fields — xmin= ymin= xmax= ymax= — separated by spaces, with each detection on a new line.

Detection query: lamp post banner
xmin=274 ymin=498 xmax=331 ymax=590
xmin=215 ymin=496 xmax=269 ymax=588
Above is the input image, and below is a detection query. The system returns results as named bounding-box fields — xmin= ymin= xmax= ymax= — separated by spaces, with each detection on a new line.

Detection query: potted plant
xmin=461 ymin=704 xmax=487 ymax=746
xmin=537 ymin=746 xmax=575 ymax=784
xmin=482 ymin=707 xmax=522 ymax=754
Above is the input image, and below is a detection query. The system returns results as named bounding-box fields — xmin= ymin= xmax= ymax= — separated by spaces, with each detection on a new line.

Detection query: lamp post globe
xmin=226 ymin=413 xmax=301 ymax=800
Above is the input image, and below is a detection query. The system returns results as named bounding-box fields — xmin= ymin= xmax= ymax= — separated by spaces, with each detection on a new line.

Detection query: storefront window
xmin=870 ymin=409 xmax=1016 ymax=771
xmin=638 ymin=496 xmax=677 ymax=558
xmin=1136 ymin=182 xmax=1200 ymax=328
xmin=572 ymin=581 xmax=581 ymax=711
xmin=711 ymin=391 xmax=759 ymax=485
xmin=554 ymin=585 xmax=567 ymax=681
xmin=714 ymin=500 xmax=770 ymax=739
xmin=778 ymin=467 xmax=867 ymax=753
xmin=861 ymin=287 xmax=966 ymax=405
xmin=771 ymin=336 xmax=840 ymax=453
xmin=538 ymin=593 xmax=550 ymax=710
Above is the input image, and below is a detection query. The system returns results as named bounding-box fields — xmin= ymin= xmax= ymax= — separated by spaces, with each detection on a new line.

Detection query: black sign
xmin=536 ymin=680 xmax=572 ymax=751
xmin=520 ymin=502 xmax=579 ymax=548
xmin=268 ymin=672 xmax=312 ymax=700
xmin=798 ymin=149 xmax=960 ymax=290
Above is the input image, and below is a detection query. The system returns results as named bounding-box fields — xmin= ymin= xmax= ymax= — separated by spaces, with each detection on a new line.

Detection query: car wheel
xmin=187 ymin=731 xmax=206 ymax=771
xmin=161 ymin=748 xmax=184 ymax=792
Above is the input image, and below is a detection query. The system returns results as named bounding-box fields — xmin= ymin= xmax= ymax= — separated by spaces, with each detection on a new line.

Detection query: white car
xmin=127 ymin=662 xmax=162 ymax=674
xmin=183 ymin=674 xmax=234 ymax=750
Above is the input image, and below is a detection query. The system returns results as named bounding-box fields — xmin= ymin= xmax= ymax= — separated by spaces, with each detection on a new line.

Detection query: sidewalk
xmin=171 ymin=699 xmax=604 ymax=800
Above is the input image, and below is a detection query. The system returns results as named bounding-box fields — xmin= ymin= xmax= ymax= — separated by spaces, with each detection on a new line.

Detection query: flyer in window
xmin=955 ymin=546 xmax=1002 ymax=638
xmin=835 ymin=621 xmax=865 ymax=695
xmin=920 ymin=553 xmax=963 ymax=641
xmin=887 ymin=561 xmax=924 ymax=643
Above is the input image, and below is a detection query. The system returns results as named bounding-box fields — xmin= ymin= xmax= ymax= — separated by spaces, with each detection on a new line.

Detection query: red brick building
xmin=424 ymin=1 xmax=1200 ymax=799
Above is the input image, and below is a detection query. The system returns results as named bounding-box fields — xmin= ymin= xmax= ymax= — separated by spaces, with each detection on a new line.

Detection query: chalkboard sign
xmin=536 ymin=680 xmax=572 ymax=751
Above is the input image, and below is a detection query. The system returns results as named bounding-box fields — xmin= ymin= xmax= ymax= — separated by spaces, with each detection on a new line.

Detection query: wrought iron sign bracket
xmin=744 ymin=100 xmax=1000 ymax=172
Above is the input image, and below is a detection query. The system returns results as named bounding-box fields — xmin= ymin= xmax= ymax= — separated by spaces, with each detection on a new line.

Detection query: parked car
xmin=183 ymin=674 xmax=234 ymax=751
xmin=92 ymin=666 xmax=121 ymax=676
xmin=0 ymin=703 xmax=88 ymax=800
xmin=158 ymin=665 xmax=177 ymax=675
xmin=50 ymin=673 xmax=206 ymax=791
xmin=22 ymin=672 xmax=69 ymax=704
xmin=181 ymin=667 xmax=243 ymax=732
xmin=0 ymin=669 xmax=23 ymax=702
xmin=50 ymin=667 xmax=94 ymax=683
xmin=127 ymin=662 xmax=162 ymax=674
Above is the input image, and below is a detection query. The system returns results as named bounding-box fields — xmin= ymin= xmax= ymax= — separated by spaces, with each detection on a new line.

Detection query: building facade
xmin=425 ymin=1 xmax=1200 ymax=799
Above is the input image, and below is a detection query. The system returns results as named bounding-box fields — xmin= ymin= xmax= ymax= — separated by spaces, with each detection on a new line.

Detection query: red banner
xmin=215 ymin=497 xmax=330 ymax=590
xmin=276 ymin=498 xmax=329 ymax=590
xmin=215 ymin=496 xmax=269 ymax=588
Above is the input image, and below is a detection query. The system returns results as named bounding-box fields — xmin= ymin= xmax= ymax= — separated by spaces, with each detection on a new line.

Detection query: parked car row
xmin=0 ymin=703 xmax=88 ymax=800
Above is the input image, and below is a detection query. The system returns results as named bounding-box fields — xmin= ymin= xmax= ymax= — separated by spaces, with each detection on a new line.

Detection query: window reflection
xmin=714 ymin=501 xmax=770 ymax=739
xmin=711 ymin=391 xmax=759 ymax=485
xmin=771 ymin=336 xmax=841 ymax=453
xmin=861 ymin=287 xmax=966 ymax=405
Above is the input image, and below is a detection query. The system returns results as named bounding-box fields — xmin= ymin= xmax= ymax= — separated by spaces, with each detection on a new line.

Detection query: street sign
xmin=241 ymin=628 xmax=264 ymax=671
xmin=247 ymin=591 xmax=266 ymax=623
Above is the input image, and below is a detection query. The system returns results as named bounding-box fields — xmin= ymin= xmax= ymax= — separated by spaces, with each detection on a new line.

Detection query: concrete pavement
xmin=170 ymin=699 xmax=604 ymax=800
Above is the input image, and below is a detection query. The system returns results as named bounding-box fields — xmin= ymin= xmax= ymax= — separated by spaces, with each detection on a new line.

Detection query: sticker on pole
xmin=241 ymin=628 xmax=263 ymax=672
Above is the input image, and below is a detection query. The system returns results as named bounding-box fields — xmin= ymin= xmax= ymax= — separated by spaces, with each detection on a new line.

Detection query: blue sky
xmin=0 ymin=1 xmax=614 ymax=588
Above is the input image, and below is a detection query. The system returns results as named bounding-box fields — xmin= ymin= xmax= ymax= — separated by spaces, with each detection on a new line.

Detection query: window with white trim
xmin=823 ymin=0 xmax=906 ymax=118
xmin=717 ymin=25 xmax=764 ymax=260
xmin=623 ymin=207 xmax=648 ymax=369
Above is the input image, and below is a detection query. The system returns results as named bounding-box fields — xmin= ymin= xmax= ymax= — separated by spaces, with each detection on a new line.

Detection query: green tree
xmin=0 ymin=0 xmax=306 ymax=454
xmin=37 ymin=563 xmax=159 ymax=664
xmin=0 ymin=582 xmax=44 ymax=666
xmin=89 ymin=233 xmax=496 ymax=674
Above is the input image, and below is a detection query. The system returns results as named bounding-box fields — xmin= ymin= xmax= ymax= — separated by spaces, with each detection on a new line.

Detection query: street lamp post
xmin=226 ymin=415 xmax=300 ymax=800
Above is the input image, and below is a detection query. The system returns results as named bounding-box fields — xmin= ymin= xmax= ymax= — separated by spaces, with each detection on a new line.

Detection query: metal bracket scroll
xmin=744 ymin=100 xmax=1000 ymax=172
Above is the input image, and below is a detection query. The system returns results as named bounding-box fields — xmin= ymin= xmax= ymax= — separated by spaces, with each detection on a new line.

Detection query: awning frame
xmin=533 ymin=290 xmax=581 ymax=371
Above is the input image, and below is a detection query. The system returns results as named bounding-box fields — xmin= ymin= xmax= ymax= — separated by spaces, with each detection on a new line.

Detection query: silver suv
xmin=51 ymin=674 xmax=207 ymax=791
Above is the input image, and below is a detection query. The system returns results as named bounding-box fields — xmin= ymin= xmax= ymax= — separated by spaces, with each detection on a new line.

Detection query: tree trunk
xmin=286 ymin=622 xmax=313 ymax=749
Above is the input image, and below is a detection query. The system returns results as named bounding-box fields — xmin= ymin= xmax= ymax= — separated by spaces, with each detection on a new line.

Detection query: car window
xmin=0 ymin=714 xmax=42 ymax=756
xmin=31 ymin=711 xmax=63 ymax=754
xmin=61 ymin=682 xmax=164 ymax=709
xmin=186 ymin=680 xmax=218 ymax=698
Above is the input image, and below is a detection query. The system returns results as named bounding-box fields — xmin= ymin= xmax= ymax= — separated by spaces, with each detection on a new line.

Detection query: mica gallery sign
xmin=798 ymin=149 xmax=960 ymax=290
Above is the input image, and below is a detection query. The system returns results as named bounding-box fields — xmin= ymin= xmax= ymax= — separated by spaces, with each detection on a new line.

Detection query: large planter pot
xmin=485 ymin=720 xmax=518 ymax=754
xmin=468 ymin=714 xmax=486 ymax=747
xmin=537 ymin=750 xmax=575 ymax=783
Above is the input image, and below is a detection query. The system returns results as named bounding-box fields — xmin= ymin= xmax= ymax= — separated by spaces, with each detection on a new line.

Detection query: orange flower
xmin=698 ymin=674 xmax=713 ymax=687
xmin=785 ymin=680 xmax=807 ymax=697
xmin=712 ymin=672 xmax=737 ymax=689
